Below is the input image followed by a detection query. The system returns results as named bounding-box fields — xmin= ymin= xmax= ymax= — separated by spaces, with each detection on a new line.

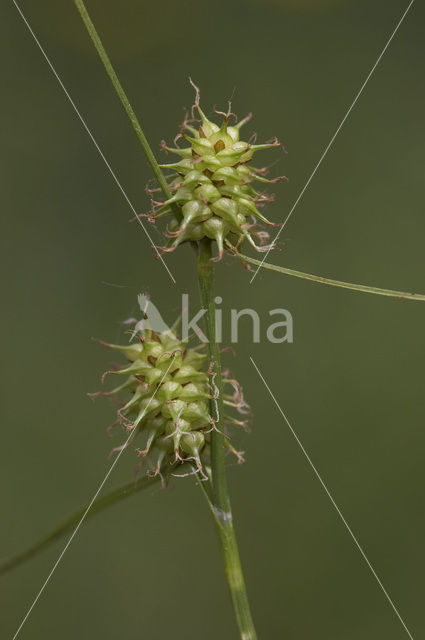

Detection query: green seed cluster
xmin=92 ymin=321 xmax=248 ymax=478
xmin=150 ymin=82 xmax=286 ymax=260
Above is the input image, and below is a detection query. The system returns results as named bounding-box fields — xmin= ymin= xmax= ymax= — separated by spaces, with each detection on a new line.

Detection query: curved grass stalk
xmin=198 ymin=240 xmax=257 ymax=640
xmin=73 ymin=0 xmax=182 ymax=221
xmin=235 ymin=251 xmax=425 ymax=301
xmin=0 ymin=472 xmax=162 ymax=575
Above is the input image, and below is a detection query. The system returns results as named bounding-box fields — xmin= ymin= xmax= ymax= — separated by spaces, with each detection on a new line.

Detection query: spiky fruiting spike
xmin=180 ymin=431 xmax=205 ymax=468
xmin=195 ymin=154 xmax=222 ymax=171
xmin=150 ymin=84 xmax=285 ymax=260
xmin=159 ymin=159 xmax=194 ymax=174
xmin=92 ymin=316 xmax=249 ymax=480
xmin=183 ymin=170 xmax=211 ymax=188
xmin=211 ymin=166 xmax=240 ymax=185
xmin=160 ymin=140 xmax=192 ymax=158
xmin=203 ymin=217 xmax=228 ymax=261
xmin=91 ymin=338 xmax=143 ymax=362
xmin=180 ymin=200 xmax=212 ymax=230
xmin=211 ymin=198 xmax=240 ymax=229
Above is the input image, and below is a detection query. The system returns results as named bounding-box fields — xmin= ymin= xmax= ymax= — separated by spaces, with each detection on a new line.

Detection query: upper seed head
xmin=150 ymin=81 xmax=287 ymax=260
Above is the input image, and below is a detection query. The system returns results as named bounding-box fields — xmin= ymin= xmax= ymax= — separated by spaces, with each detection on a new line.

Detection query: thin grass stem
xmin=235 ymin=251 xmax=425 ymax=301
xmin=73 ymin=0 xmax=182 ymax=221
xmin=0 ymin=473 xmax=161 ymax=575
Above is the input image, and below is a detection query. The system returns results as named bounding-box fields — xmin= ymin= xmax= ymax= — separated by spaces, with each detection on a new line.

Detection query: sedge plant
xmin=2 ymin=3 xmax=425 ymax=640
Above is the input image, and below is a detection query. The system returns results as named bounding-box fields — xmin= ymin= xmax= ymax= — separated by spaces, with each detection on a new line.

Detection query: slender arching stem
xmin=73 ymin=0 xmax=182 ymax=221
xmin=198 ymin=239 xmax=257 ymax=640
xmin=0 ymin=473 xmax=162 ymax=575
xmin=235 ymin=250 xmax=425 ymax=301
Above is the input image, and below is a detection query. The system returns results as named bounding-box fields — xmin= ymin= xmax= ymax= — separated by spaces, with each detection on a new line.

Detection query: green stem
xmin=198 ymin=240 xmax=227 ymax=509
xmin=198 ymin=239 xmax=257 ymax=640
xmin=0 ymin=473 xmax=161 ymax=575
xmin=73 ymin=0 xmax=181 ymax=221
xmin=236 ymin=251 xmax=425 ymax=302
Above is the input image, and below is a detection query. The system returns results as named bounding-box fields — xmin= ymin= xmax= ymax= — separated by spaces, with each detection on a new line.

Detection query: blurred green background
xmin=1 ymin=0 xmax=424 ymax=638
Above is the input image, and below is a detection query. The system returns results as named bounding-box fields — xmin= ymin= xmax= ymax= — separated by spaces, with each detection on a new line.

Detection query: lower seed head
xmin=93 ymin=315 xmax=250 ymax=480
